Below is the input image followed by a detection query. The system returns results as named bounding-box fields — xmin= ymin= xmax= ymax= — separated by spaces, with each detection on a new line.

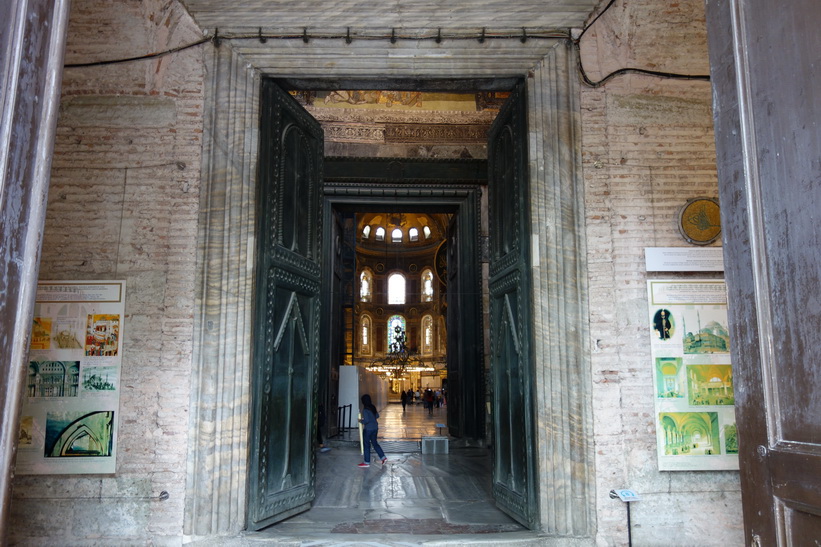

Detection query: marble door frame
xmin=185 ymin=41 xmax=594 ymax=540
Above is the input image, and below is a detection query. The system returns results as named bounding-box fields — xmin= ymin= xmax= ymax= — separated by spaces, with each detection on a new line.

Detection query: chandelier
xmin=366 ymin=325 xmax=434 ymax=378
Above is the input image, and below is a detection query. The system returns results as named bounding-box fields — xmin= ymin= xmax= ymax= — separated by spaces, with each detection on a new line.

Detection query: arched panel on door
xmin=488 ymin=80 xmax=539 ymax=530
xmin=248 ymin=79 xmax=324 ymax=531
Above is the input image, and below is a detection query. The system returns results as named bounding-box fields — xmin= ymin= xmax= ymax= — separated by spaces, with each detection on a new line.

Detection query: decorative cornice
xmin=306 ymin=106 xmax=497 ymax=125
xmin=323 ymin=123 xmax=385 ymax=143
xmin=385 ymin=123 xmax=490 ymax=144
xmin=319 ymin=120 xmax=490 ymax=145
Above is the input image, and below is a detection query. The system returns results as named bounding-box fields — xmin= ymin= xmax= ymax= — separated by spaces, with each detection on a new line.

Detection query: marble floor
xmin=378 ymin=400 xmax=449 ymax=440
xmin=243 ymin=403 xmax=536 ymax=545
xmin=332 ymin=400 xmax=449 ymax=447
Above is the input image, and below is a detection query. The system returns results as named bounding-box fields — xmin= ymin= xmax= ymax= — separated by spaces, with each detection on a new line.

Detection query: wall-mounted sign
xmin=645 ymin=247 xmax=724 ymax=272
xmin=648 ymin=280 xmax=738 ymax=471
xmin=613 ymin=489 xmax=641 ymax=502
xmin=17 ymin=281 xmax=125 ymax=474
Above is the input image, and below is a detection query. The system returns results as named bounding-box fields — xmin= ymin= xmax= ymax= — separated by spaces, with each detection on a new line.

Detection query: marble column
xmin=527 ymin=41 xmax=595 ymax=536
xmin=184 ymin=42 xmax=259 ymax=537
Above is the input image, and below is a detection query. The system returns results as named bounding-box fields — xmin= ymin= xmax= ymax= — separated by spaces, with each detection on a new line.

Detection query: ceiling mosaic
xmin=292 ymin=91 xmax=509 ymax=112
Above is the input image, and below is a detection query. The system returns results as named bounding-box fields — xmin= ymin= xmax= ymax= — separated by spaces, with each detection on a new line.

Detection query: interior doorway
xmin=321 ymin=188 xmax=486 ymax=448
xmin=245 ymin=79 xmax=546 ymax=531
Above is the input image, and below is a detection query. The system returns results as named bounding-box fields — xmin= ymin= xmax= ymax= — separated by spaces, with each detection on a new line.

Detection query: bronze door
xmin=707 ymin=0 xmax=821 ymax=542
xmin=247 ymin=79 xmax=324 ymax=530
xmin=445 ymin=214 xmax=462 ymax=438
xmin=488 ymin=80 xmax=539 ymax=529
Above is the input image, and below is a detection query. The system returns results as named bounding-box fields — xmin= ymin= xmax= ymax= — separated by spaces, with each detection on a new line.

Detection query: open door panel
xmin=487 ymin=80 xmax=540 ymax=530
xmin=247 ymin=79 xmax=324 ymax=530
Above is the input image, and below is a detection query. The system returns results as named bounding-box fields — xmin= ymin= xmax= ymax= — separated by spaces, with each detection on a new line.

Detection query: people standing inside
xmin=358 ymin=394 xmax=387 ymax=468
xmin=400 ymin=389 xmax=407 ymax=412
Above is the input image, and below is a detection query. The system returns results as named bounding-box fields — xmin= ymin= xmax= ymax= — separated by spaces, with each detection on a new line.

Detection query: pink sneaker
xmin=381 ymin=457 xmax=388 ymax=465
xmin=357 ymin=462 xmax=370 ymax=468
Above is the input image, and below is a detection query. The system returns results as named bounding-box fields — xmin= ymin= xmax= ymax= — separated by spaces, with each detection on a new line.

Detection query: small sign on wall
xmin=17 ymin=281 xmax=126 ymax=475
xmin=645 ymin=247 xmax=724 ymax=272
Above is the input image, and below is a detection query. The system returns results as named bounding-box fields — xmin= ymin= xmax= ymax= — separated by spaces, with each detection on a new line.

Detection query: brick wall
xmin=7 ymin=0 xmax=745 ymax=544
xmin=9 ymin=1 xmax=204 ymax=543
xmin=579 ymin=0 xmax=743 ymax=544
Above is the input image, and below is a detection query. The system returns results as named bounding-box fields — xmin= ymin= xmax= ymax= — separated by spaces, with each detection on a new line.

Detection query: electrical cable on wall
xmin=65 ymin=37 xmax=211 ymax=68
xmin=572 ymin=0 xmax=711 ymax=87
xmin=64 ymin=9 xmax=712 ymax=87
xmin=63 ymin=28 xmax=569 ymax=68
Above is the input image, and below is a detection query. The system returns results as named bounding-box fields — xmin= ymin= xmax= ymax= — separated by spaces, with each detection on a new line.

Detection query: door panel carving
xmin=248 ymin=80 xmax=323 ymax=530
xmin=488 ymin=80 xmax=538 ymax=529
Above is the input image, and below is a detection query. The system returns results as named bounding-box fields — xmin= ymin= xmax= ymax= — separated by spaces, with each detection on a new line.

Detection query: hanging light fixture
xmin=366 ymin=324 xmax=433 ymax=379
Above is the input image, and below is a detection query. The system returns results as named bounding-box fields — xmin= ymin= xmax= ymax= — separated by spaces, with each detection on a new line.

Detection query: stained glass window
xmin=387 ymin=315 xmax=406 ymax=350
xmin=360 ymin=270 xmax=373 ymax=302
xmin=422 ymin=315 xmax=433 ymax=355
xmin=421 ymin=269 xmax=434 ymax=302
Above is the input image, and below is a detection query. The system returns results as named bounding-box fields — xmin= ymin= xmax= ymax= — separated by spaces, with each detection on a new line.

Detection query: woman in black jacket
xmin=358 ymin=394 xmax=387 ymax=468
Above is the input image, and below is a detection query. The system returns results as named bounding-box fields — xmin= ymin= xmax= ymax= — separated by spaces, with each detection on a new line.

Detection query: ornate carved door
xmin=488 ymin=80 xmax=539 ymax=529
xmin=247 ymin=80 xmax=324 ymax=530
xmin=445 ymin=215 xmax=462 ymax=438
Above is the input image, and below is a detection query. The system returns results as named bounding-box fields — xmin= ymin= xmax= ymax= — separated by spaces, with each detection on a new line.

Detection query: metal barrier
xmin=335 ymin=404 xmax=353 ymax=435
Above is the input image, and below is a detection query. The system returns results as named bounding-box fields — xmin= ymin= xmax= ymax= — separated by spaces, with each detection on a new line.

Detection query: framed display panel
xmin=18 ymin=281 xmax=125 ymax=474
xmin=648 ymin=280 xmax=738 ymax=471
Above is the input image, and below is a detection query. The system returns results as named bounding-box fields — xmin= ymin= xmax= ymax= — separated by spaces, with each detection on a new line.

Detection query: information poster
xmin=18 ymin=281 xmax=125 ymax=474
xmin=648 ymin=280 xmax=738 ymax=471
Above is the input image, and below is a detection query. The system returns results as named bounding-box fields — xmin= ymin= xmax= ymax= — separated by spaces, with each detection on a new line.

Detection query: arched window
xmin=421 ymin=269 xmax=434 ymax=302
xmin=391 ymin=228 xmax=403 ymax=242
xmin=423 ymin=226 xmax=432 ymax=239
xmin=387 ymin=273 xmax=405 ymax=305
xmin=409 ymin=227 xmax=419 ymax=241
xmin=375 ymin=227 xmax=386 ymax=241
xmin=438 ymin=316 xmax=446 ymax=352
xmin=362 ymin=225 xmax=371 ymax=239
xmin=421 ymin=315 xmax=434 ymax=355
xmin=360 ymin=270 xmax=373 ymax=302
xmin=387 ymin=315 xmax=406 ymax=350
xmin=360 ymin=315 xmax=372 ymax=356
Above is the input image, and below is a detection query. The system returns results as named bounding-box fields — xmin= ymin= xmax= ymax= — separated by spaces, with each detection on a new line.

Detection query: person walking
xmin=424 ymin=388 xmax=434 ymax=415
xmin=400 ymin=389 xmax=407 ymax=412
xmin=358 ymin=394 xmax=387 ymax=468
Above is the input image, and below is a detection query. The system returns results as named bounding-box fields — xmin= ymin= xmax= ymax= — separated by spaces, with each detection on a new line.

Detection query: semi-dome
xmin=356 ymin=213 xmax=448 ymax=252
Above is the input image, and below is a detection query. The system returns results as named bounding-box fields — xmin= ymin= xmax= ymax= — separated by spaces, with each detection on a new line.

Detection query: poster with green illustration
xmin=648 ymin=280 xmax=738 ymax=471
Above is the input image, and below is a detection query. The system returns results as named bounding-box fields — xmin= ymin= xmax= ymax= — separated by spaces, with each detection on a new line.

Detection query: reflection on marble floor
xmin=331 ymin=401 xmax=449 ymax=447
xmin=250 ymin=402 xmax=525 ymax=541
xmin=263 ymin=446 xmax=523 ymax=539
xmin=378 ymin=401 xmax=447 ymax=440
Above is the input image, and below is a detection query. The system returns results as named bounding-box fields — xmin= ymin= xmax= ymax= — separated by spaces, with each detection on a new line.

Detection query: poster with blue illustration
xmin=18 ymin=281 xmax=125 ymax=474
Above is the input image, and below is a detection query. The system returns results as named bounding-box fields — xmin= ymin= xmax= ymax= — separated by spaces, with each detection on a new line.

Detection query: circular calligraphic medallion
xmin=434 ymin=240 xmax=447 ymax=286
xmin=678 ymin=197 xmax=721 ymax=245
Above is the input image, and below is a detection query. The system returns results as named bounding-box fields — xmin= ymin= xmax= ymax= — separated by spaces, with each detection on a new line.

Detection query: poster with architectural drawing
xmin=17 ymin=281 xmax=125 ymax=474
xmin=648 ymin=280 xmax=738 ymax=471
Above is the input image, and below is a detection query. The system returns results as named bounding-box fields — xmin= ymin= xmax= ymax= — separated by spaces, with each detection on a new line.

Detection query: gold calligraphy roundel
xmin=678 ymin=197 xmax=721 ymax=245
xmin=434 ymin=240 xmax=447 ymax=286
